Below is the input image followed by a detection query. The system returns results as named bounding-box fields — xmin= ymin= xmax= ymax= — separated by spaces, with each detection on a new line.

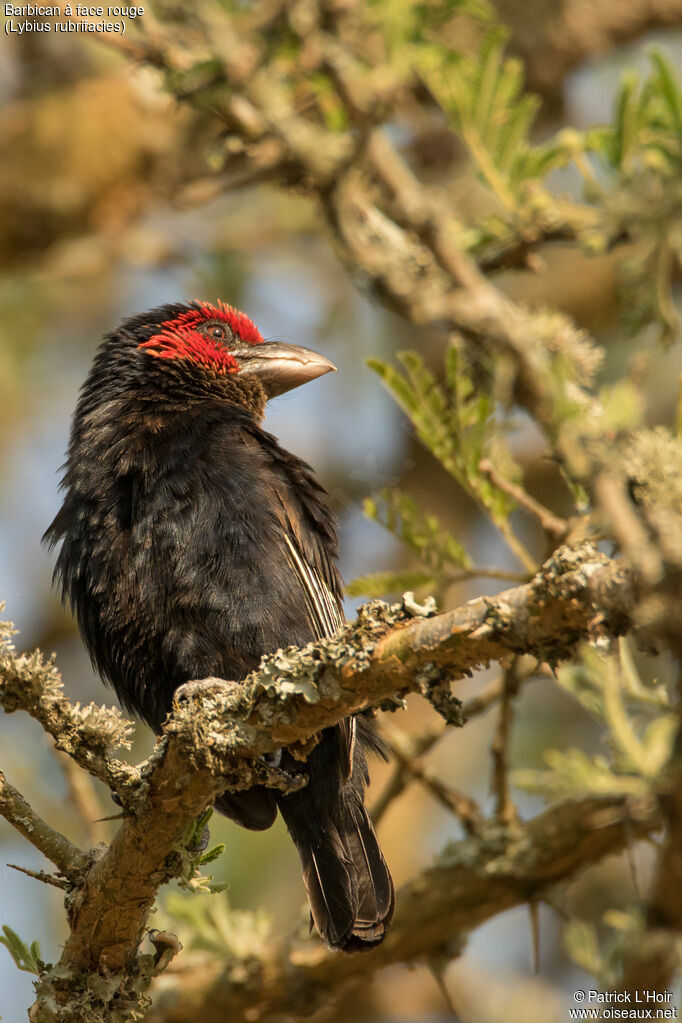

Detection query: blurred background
xmin=1 ymin=8 xmax=682 ymax=1021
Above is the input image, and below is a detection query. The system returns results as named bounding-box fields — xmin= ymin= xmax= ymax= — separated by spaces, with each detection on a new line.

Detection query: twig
xmin=376 ymin=667 xmax=543 ymax=829
xmin=0 ymin=770 xmax=87 ymax=877
xmin=381 ymin=724 xmax=483 ymax=835
xmin=428 ymin=963 xmax=461 ymax=1020
xmin=461 ymin=678 xmax=506 ymax=720
xmin=7 ymin=863 xmax=68 ymax=891
xmin=53 ymin=748 xmax=110 ymax=848
xmin=592 ymin=470 xmax=661 ymax=585
xmin=446 ymin=567 xmax=530 ymax=584
xmin=371 ymin=723 xmax=450 ymax=824
xmin=528 ymin=901 xmax=541 ymax=974
xmin=490 ymin=660 xmax=521 ymax=825
xmin=371 ymin=762 xmax=408 ymax=825
xmin=493 ymin=515 xmax=539 ymax=575
xmin=0 ymin=634 xmax=138 ymax=795
xmin=461 ymin=665 xmax=541 ymax=721
xmin=478 ymin=459 xmax=569 ymax=542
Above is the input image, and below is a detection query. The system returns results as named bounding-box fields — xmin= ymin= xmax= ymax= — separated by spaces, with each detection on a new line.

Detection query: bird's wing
xmin=242 ymin=420 xmax=345 ymax=639
xmin=280 ymin=531 xmax=344 ymax=640
xmin=245 ymin=421 xmax=354 ymax=775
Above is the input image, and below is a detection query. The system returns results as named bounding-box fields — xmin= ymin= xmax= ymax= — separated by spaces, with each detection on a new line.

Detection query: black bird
xmin=45 ymin=300 xmax=394 ymax=952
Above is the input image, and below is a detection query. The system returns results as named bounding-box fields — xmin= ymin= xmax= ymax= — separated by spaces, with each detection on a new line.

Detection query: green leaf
xmin=206 ymin=880 xmax=230 ymax=895
xmin=498 ymin=96 xmax=540 ymax=178
xmin=563 ymin=920 xmax=603 ymax=977
xmin=649 ymin=49 xmax=682 ymax=135
xmin=364 ymin=489 xmax=471 ymax=583
xmin=367 ymin=346 xmax=526 ymax=570
xmin=198 ymin=843 xmax=226 ymax=866
xmin=638 ymin=715 xmax=677 ymax=777
xmin=613 ymin=70 xmax=641 ymax=169
xmin=0 ymin=925 xmax=41 ymax=974
xmin=597 ymin=380 xmax=644 ymax=433
xmin=414 ymin=26 xmax=550 ymax=203
xmin=475 ymin=30 xmax=506 ymax=141
xmin=514 ymin=749 xmax=649 ymax=799
xmin=444 ymin=343 xmax=460 ymax=394
xmin=158 ymin=892 xmax=270 ymax=960
xmin=346 ymin=569 xmax=436 ymax=598
xmin=366 ymin=357 xmax=420 ymax=417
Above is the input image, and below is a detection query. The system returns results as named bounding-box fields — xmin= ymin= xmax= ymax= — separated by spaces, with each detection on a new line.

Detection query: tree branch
xmin=0 ymin=541 xmax=642 ymax=1019
xmin=379 ymin=722 xmax=484 ymax=835
xmin=84 ymin=8 xmax=604 ymax=444
xmin=162 ymin=543 xmax=633 ymax=766
xmin=143 ymin=793 xmax=661 ymax=1023
xmin=0 ymin=619 xmax=138 ymax=797
xmin=0 ymin=769 xmax=87 ymax=877
xmin=493 ymin=0 xmax=682 ymax=102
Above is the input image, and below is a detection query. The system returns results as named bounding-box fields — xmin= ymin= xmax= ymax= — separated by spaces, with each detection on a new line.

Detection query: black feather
xmin=44 ymin=303 xmax=394 ymax=951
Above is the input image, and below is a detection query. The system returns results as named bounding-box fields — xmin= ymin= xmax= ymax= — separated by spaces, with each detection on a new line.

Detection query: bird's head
xmin=107 ymin=300 xmax=336 ymax=420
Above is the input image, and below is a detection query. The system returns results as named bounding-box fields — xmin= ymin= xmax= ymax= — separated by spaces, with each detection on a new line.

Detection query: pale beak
xmin=237 ymin=341 xmax=337 ymax=398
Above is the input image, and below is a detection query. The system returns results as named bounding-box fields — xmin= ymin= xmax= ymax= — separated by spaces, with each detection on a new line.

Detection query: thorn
xmin=7 ymin=863 xmax=68 ymax=890
xmin=528 ymin=900 xmax=540 ymax=974
xmin=428 ymin=962 xmax=460 ymax=1020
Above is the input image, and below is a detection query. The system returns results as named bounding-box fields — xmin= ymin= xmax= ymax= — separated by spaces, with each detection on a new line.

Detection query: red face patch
xmin=138 ymin=301 xmax=264 ymax=375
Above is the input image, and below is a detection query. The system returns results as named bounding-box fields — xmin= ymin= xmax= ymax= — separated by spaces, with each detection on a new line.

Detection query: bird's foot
xmin=183 ymin=807 xmax=213 ymax=853
xmin=188 ymin=823 xmax=211 ymax=854
xmin=254 ymin=758 xmax=307 ymax=794
xmin=174 ymin=677 xmax=238 ymax=704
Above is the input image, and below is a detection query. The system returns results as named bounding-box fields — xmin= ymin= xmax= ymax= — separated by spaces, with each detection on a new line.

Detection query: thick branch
xmin=167 ymin=543 xmax=633 ymax=764
xmin=58 ymin=742 xmax=224 ymax=976
xmin=0 ymin=542 xmax=639 ymax=1019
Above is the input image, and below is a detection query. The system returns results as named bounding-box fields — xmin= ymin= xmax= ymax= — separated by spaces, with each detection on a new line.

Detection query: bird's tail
xmin=277 ymin=726 xmax=394 ymax=953
xmin=296 ymin=801 xmax=394 ymax=952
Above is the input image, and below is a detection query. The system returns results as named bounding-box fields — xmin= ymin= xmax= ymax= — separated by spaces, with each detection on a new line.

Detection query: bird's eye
xmin=209 ymin=325 xmax=227 ymax=341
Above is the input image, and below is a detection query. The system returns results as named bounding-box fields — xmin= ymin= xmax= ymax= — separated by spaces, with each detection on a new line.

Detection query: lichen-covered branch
xmin=0 ymin=617 xmax=137 ymax=796
xmin=0 ymin=769 xmax=87 ymax=878
xmin=166 ymin=543 xmax=634 ymax=765
xmin=57 ymin=743 xmax=223 ymax=975
xmin=0 ymin=541 xmax=644 ymax=1020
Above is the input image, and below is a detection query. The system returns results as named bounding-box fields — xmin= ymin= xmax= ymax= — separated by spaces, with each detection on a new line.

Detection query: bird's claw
xmin=187 ymin=822 xmax=211 ymax=854
xmin=260 ymin=748 xmax=283 ymax=768
xmin=174 ymin=678 xmax=231 ymax=703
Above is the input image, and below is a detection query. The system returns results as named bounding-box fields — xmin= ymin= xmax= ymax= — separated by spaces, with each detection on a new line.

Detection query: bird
xmin=44 ymin=299 xmax=394 ymax=953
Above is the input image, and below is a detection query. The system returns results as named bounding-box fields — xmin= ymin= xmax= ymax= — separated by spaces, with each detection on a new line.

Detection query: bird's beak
xmin=237 ymin=341 xmax=337 ymax=398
